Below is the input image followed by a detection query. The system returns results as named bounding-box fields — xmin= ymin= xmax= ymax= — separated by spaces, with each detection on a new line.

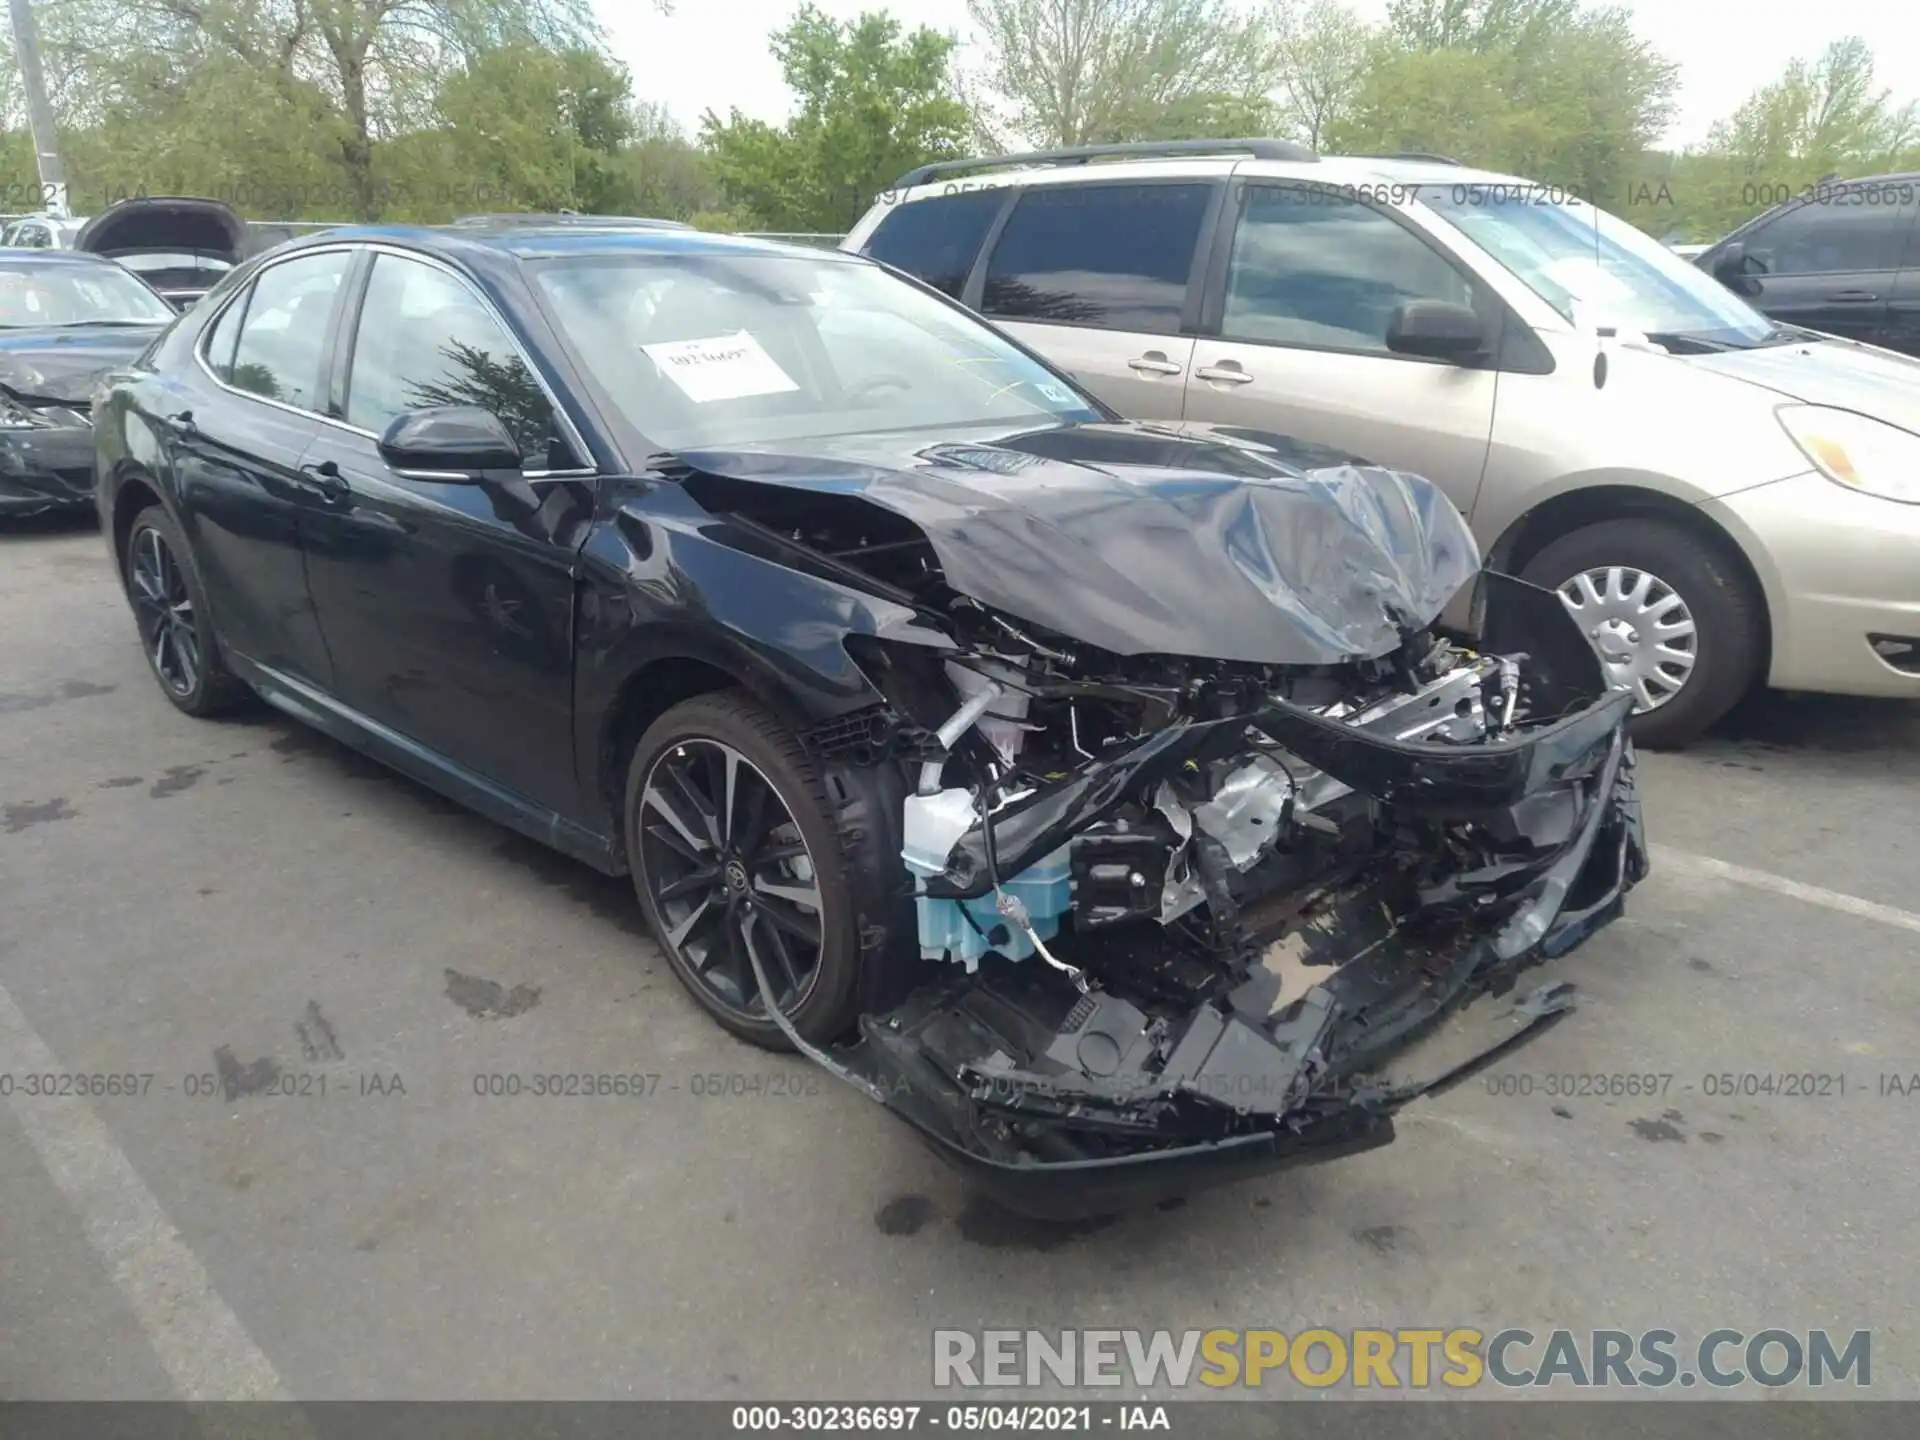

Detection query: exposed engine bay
xmin=675 ymin=443 xmax=1648 ymax=1217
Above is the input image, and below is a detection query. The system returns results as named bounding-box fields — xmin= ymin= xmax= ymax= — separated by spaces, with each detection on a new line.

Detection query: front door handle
xmin=298 ymin=460 xmax=349 ymax=501
xmin=1127 ymin=352 xmax=1184 ymax=375
xmin=1194 ymin=363 xmax=1253 ymax=385
xmin=1827 ymin=289 xmax=1879 ymax=302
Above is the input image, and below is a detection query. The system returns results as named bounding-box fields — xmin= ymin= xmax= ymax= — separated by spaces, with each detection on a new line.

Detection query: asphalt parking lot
xmin=3 ymin=512 xmax=1917 ymax=1403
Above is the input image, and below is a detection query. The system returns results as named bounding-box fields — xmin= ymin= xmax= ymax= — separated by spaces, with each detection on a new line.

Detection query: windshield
xmin=531 ymin=250 xmax=1102 ymax=451
xmin=0 ymin=264 xmax=175 ymax=326
xmin=1419 ymin=184 xmax=1775 ymax=348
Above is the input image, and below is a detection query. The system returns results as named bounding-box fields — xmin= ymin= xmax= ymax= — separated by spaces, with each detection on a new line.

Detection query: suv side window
xmin=1742 ymin=186 xmax=1912 ymax=275
xmin=863 ymin=189 xmax=1003 ymax=298
xmin=982 ymin=183 xmax=1211 ymax=334
xmin=344 ymin=252 xmax=563 ymax=467
xmin=1223 ymin=185 xmax=1476 ymax=355
xmin=226 ymin=250 xmax=352 ymax=410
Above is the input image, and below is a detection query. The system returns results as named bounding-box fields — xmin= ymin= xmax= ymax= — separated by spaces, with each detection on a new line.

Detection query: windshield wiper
xmin=60 ymin=319 xmax=160 ymax=328
xmin=1642 ymin=331 xmax=1740 ymax=354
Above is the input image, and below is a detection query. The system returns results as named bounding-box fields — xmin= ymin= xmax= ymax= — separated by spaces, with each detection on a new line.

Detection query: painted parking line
xmin=1655 ymin=845 xmax=1920 ymax=936
xmin=0 ymin=980 xmax=289 ymax=1402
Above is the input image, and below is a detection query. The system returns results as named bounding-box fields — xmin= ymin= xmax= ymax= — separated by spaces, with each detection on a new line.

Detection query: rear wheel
xmin=123 ymin=505 xmax=250 ymax=718
xmin=1520 ymin=518 xmax=1763 ymax=749
xmin=625 ymin=692 xmax=863 ymax=1050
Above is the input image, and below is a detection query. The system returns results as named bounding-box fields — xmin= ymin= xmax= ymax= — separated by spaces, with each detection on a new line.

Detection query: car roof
xmin=0 ymin=247 xmax=124 ymax=266
xmin=277 ymin=223 xmax=865 ymax=266
xmin=870 ymin=151 xmax=1534 ymax=206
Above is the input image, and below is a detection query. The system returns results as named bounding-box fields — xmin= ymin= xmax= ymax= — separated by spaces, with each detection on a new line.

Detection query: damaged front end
xmin=686 ymin=444 xmax=1648 ymax=1217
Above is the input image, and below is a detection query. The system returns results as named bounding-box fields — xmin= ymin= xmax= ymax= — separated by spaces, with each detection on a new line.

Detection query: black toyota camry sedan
xmin=96 ymin=223 xmax=1646 ymax=1215
xmin=0 ymin=250 xmax=177 ymax=516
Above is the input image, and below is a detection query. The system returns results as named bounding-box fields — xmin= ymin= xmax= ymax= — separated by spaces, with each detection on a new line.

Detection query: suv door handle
xmin=1127 ymin=352 xmax=1184 ymax=375
xmin=1827 ymin=289 xmax=1879 ymax=302
xmin=1194 ymin=363 xmax=1253 ymax=385
xmin=298 ymin=460 xmax=349 ymax=500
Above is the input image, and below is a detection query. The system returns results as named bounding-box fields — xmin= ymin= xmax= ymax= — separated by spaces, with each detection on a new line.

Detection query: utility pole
xmin=7 ymin=0 xmax=67 ymax=217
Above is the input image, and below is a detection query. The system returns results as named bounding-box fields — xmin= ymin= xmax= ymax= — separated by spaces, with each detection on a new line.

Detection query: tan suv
xmin=843 ymin=140 xmax=1920 ymax=746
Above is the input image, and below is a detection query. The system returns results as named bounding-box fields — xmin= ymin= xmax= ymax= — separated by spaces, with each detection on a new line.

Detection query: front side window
xmin=862 ymin=189 xmax=1004 ymax=298
xmin=1224 ymin=186 xmax=1476 ymax=354
xmin=344 ymin=253 xmax=560 ymax=465
xmin=1740 ymin=189 xmax=1911 ymax=276
xmin=982 ymin=183 xmax=1211 ymax=334
xmin=532 ymin=249 xmax=1101 ymax=452
xmin=226 ymin=250 xmax=352 ymax=410
xmin=1421 ymin=185 xmax=1775 ymax=348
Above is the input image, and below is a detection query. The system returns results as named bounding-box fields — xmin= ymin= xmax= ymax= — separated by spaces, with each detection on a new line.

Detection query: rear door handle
xmin=1127 ymin=353 xmax=1184 ymax=375
xmin=1827 ymin=290 xmax=1879 ymax=302
xmin=1194 ymin=364 xmax=1253 ymax=385
xmin=298 ymin=460 xmax=349 ymax=501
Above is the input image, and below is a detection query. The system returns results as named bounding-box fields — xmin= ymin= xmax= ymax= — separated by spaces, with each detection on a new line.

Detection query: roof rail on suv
xmin=891 ymin=137 xmax=1318 ymax=189
xmin=1367 ymin=152 xmax=1464 ymax=165
xmin=449 ymin=212 xmax=693 ymax=230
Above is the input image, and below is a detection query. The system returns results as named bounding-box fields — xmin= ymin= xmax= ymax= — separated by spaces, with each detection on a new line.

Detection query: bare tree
xmin=966 ymin=0 xmax=1276 ymax=148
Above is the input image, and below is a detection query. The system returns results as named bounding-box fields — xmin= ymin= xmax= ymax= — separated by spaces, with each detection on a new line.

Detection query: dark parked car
xmin=1698 ymin=173 xmax=1920 ymax=356
xmin=0 ymin=250 xmax=177 ymax=517
xmin=96 ymin=224 xmax=1645 ymax=1214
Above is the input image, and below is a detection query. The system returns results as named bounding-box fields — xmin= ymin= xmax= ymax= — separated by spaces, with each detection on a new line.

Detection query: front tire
xmin=123 ymin=504 xmax=250 ymax=718
xmin=625 ymin=692 xmax=864 ymax=1050
xmin=1520 ymin=518 xmax=1763 ymax=749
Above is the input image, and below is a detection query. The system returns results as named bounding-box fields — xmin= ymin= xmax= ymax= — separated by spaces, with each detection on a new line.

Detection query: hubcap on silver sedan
xmin=1556 ymin=566 xmax=1698 ymax=713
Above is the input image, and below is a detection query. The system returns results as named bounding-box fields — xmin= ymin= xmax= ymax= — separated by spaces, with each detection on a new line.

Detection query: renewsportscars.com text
xmin=932 ymin=1327 xmax=1870 ymax=1390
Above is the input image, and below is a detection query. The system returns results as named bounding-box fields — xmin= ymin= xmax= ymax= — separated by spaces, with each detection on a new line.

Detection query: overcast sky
xmin=595 ymin=0 xmax=1917 ymax=151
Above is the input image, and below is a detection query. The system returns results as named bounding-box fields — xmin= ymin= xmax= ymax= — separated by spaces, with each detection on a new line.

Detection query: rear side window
xmin=227 ymin=250 xmax=352 ymax=411
xmin=863 ymin=190 xmax=1003 ymax=298
xmin=982 ymin=183 xmax=1211 ymax=334
xmin=202 ymin=291 xmax=248 ymax=382
xmin=1744 ymin=188 xmax=1912 ymax=275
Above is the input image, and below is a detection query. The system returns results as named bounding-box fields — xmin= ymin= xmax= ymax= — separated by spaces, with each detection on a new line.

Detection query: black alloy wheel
xmin=639 ymin=736 xmax=825 ymax=1017
xmin=130 ymin=522 xmax=201 ymax=698
xmin=626 ymin=692 xmax=866 ymax=1050
xmin=122 ymin=504 xmax=250 ymax=718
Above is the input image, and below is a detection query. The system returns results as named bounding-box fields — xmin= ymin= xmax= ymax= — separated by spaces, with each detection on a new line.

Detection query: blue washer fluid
xmin=905 ymin=847 xmax=1073 ymax=973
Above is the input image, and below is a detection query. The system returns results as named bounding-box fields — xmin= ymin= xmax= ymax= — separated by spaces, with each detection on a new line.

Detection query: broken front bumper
xmin=751 ymin=676 xmax=1647 ymax=1220
xmin=0 ymin=425 xmax=96 ymax=515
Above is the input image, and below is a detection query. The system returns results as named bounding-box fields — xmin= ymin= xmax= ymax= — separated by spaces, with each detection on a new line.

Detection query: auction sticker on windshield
xmin=642 ymin=329 xmax=799 ymax=404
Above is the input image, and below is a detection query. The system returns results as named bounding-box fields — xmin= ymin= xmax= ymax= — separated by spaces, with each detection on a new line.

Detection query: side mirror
xmin=1386 ymin=299 xmax=1488 ymax=362
xmin=376 ymin=406 xmax=520 ymax=479
xmin=1710 ymin=241 xmax=1762 ymax=295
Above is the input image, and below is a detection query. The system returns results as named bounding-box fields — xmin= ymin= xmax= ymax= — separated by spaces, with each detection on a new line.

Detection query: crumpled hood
xmin=675 ymin=422 xmax=1480 ymax=666
xmin=1690 ymin=336 xmax=1920 ymax=433
xmin=0 ymin=327 xmax=163 ymax=404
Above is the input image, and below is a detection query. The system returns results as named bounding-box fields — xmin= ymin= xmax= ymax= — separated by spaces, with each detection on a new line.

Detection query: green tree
xmin=701 ymin=6 xmax=969 ymax=232
xmin=1271 ymin=0 xmax=1372 ymax=149
xmin=433 ymin=43 xmax=638 ymax=216
xmin=966 ymin=0 xmax=1276 ymax=147
xmin=1332 ymin=0 xmax=1676 ymax=208
xmin=58 ymin=0 xmax=614 ymax=218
